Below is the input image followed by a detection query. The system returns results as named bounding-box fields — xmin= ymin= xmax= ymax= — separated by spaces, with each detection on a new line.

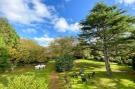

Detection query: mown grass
xmin=59 ymin=59 xmax=135 ymax=89
xmin=0 ymin=61 xmax=55 ymax=88
xmin=0 ymin=60 xmax=135 ymax=89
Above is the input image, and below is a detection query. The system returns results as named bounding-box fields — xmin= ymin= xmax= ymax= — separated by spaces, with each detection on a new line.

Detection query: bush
xmin=0 ymin=47 xmax=10 ymax=71
xmin=7 ymin=75 xmax=48 ymax=89
xmin=55 ymin=55 xmax=75 ymax=72
xmin=132 ymin=57 xmax=135 ymax=71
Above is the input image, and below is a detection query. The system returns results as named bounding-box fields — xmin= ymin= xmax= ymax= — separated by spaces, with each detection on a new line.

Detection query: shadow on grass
xmin=93 ymin=71 xmax=135 ymax=89
xmin=75 ymin=62 xmax=104 ymax=68
xmin=65 ymin=71 xmax=135 ymax=89
xmin=59 ymin=60 xmax=135 ymax=89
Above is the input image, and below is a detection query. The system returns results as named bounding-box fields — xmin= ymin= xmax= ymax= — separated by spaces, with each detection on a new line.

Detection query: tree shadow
xmin=88 ymin=71 xmax=135 ymax=89
xmin=63 ymin=60 xmax=135 ymax=89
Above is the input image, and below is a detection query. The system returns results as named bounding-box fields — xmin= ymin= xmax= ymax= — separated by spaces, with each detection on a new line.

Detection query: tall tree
xmin=0 ymin=18 xmax=19 ymax=47
xmin=0 ymin=18 xmax=19 ymax=71
xmin=80 ymin=3 xmax=135 ymax=76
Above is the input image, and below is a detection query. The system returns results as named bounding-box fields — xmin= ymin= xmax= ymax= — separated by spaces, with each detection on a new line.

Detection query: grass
xmin=59 ymin=59 xmax=135 ymax=89
xmin=0 ymin=61 xmax=55 ymax=88
xmin=0 ymin=60 xmax=135 ymax=89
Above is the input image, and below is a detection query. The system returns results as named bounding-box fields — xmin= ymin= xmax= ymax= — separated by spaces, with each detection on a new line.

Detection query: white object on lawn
xmin=35 ymin=64 xmax=46 ymax=70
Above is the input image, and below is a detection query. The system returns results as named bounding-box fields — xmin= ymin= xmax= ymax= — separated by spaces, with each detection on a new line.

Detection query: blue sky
xmin=0 ymin=0 xmax=135 ymax=46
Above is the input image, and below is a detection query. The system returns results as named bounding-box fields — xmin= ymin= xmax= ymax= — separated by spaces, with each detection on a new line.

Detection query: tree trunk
xmin=103 ymin=43 xmax=112 ymax=76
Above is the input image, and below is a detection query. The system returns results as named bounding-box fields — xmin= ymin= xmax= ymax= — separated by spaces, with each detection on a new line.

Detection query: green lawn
xmin=59 ymin=59 xmax=135 ymax=89
xmin=0 ymin=61 xmax=55 ymax=88
xmin=0 ymin=60 xmax=135 ymax=89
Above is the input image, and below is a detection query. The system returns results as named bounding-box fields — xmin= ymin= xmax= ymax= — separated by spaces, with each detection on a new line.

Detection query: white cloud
xmin=54 ymin=18 xmax=80 ymax=32
xmin=0 ymin=0 xmax=53 ymax=24
xmin=22 ymin=28 xmax=37 ymax=34
xmin=34 ymin=34 xmax=54 ymax=47
xmin=0 ymin=0 xmax=79 ymax=32
xmin=119 ymin=0 xmax=135 ymax=5
xmin=69 ymin=22 xmax=80 ymax=32
xmin=54 ymin=18 xmax=69 ymax=32
xmin=33 ymin=0 xmax=51 ymax=18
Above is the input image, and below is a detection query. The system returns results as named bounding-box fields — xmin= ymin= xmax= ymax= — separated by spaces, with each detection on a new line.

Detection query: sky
xmin=0 ymin=0 xmax=135 ymax=46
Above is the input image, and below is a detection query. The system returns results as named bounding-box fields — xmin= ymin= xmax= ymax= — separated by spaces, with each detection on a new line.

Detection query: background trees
xmin=80 ymin=3 xmax=135 ymax=76
xmin=9 ymin=39 xmax=49 ymax=65
xmin=50 ymin=37 xmax=77 ymax=72
xmin=8 ymin=43 xmax=30 ymax=65
xmin=49 ymin=37 xmax=76 ymax=57
xmin=0 ymin=18 xmax=19 ymax=71
xmin=0 ymin=18 xmax=19 ymax=47
xmin=0 ymin=18 xmax=50 ymax=71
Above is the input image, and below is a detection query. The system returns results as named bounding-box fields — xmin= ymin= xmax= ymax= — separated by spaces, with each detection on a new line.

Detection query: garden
xmin=0 ymin=2 xmax=135 ymax=89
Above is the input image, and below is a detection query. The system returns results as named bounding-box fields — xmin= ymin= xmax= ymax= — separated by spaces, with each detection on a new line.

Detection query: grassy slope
xmin=59 ymin=59 xmax=135 ymax=89
xmin=0 ymin=61 xmax=55 ymax=88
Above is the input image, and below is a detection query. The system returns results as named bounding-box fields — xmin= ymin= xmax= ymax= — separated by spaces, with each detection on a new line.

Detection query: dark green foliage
xmin=73 ymin=45 xmax=84 ymax=59
xmin=79 ymin=2 xmax=135 ymax=76
xmin=55 ymin=55 xmax=75 ymax=72
xmin=132 ymin=57 xmax=135 ymax=71
xmin=0 ymin=47 xmax=10 ymax=71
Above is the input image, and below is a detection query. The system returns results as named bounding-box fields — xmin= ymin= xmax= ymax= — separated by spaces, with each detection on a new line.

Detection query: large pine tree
xmin=80 ymin=3 xmax=135 ymax=76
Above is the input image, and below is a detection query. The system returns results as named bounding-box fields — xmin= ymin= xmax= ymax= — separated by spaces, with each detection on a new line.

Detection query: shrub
xmin=7 ymin=75 xmax=48 ymax=89
xmin=0 ymin=47 xmax=10 ymax=71
xmin=132 ymin=57 xmax=135 ymax=71
xmin=55 ymin=55 xmax=75 ymax=72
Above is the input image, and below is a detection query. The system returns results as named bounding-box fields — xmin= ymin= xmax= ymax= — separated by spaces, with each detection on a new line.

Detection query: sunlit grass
xmin=0 ymin=61 xmax=55 ymax=88
xmin=0 ymin=60 xmax=134 ymax=89
xmin=59 ymin=59 xmax=135 ymax=89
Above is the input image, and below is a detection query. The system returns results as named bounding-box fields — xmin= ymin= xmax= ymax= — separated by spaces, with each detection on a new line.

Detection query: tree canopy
xmin=80 ymin=2 xmax=135 ymax=76
xmin=0 ymin=18 xmax=20 ymax=71
xmin=0 ymin=18 xmax=19 ymax=47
